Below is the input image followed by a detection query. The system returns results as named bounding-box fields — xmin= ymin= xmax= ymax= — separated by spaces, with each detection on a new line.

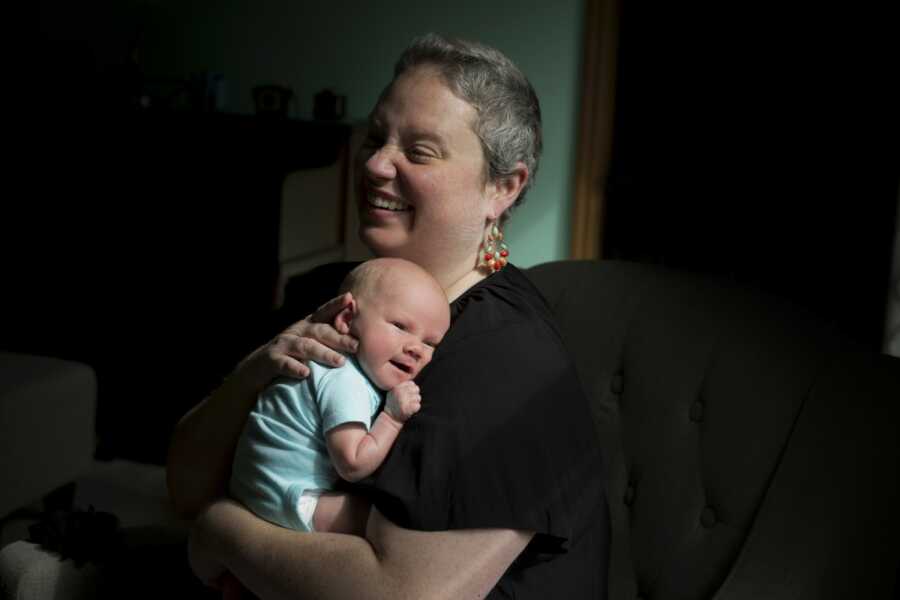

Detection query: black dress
xmin=278 ymin=262 xmax=610 ymax=599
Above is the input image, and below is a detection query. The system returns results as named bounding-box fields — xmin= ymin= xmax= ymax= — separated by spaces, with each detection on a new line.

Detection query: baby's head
xmin=335 ymin=258 xmax=450 ymax=390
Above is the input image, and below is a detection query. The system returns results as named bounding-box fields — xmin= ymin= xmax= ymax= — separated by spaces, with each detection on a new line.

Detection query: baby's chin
xmin=359 ymin=359 xmax=411 ymax=391
xmin=376 ymin=368 xmax=415 ymax=391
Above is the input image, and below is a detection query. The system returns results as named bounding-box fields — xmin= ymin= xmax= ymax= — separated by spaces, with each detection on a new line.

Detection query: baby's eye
xmin=392 ymin=322 xmax=407 ymax=331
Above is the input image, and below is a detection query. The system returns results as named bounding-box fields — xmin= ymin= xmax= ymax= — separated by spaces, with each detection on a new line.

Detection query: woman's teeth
xmin=369 ymin=195 xmax=411 ymax=211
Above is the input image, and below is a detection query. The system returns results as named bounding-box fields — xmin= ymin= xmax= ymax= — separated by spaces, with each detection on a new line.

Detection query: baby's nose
xmin=404 ymin=343 xmax=424 ymax=361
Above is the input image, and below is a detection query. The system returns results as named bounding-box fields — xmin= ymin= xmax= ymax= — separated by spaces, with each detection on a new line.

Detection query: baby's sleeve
xmin=316 ymin=365 xmax=382 ymax=434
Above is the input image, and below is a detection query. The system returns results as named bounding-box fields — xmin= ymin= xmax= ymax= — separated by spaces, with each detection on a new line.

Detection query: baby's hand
xmin=385 ymin=381 xmax=421 ymax=423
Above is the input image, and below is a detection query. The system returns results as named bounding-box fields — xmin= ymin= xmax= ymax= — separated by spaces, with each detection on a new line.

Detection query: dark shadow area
xmin=603 ymin=4 xmax=899 ymax=352
xmin=8 ymin=3 xmax=349 ymax=464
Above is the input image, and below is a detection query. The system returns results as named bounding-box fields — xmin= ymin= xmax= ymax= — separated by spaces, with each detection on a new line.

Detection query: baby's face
xmin=351 ymin=276 xmax=450 ymax=391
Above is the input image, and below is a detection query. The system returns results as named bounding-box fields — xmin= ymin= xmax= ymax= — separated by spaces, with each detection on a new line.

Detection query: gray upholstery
xmin=0 ymin=353 xmax=96 ymax=517
xmin=527 ymin=260 xmax=900 ymax=600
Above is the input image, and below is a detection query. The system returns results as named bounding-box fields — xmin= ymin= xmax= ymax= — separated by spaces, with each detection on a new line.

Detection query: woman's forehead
xmin=372 ymin=69 xmax=476 ymax=135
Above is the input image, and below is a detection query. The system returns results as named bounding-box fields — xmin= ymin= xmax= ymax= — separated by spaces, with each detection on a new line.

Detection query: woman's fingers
xmin=294 ymin=336 xmax=347 ymax=368
xmin=274 ymin=353 xmax=311 ymax=379
xmin=309 ymin=292 xmax=354 ymax=324
xmin=273 ymin=333 xmax=346 ymax=369
xmin=284 ymin=320 xmax=358 ymax=354
xmin=246 ymin=293 xmax=359 ymax=384
xmin=309 ymin=322 xmax=359 ymax=353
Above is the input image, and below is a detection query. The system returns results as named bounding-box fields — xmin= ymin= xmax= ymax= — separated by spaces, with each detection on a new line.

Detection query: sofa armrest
xmin=714 ymin=351 xmax=900 ymax=599
xmin=0 ymin=353 xmax=97 ymax=516
xmin=0 ymin=540 xmax=102 ymax=600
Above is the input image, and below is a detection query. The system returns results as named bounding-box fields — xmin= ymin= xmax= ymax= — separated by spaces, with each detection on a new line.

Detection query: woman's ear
xmin=333 ymin=298 xmax=357 ymax=334
xmin=487 ymin=162 xmax=529 ymax=220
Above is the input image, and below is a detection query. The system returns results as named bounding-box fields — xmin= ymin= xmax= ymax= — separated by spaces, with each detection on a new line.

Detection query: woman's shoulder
xmin=449 ymin=264 xmax=556 ymax=336
xmin=438 ymin=264 xmax=570 ymax=369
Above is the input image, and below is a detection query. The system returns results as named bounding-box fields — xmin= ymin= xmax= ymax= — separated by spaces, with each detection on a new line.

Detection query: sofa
xmin=2 ymin=259 xmax=898 ymax=599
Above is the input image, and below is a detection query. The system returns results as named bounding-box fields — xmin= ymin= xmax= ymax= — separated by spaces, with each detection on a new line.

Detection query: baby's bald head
xmin=340 ymin=258 xmax=446 ymax=311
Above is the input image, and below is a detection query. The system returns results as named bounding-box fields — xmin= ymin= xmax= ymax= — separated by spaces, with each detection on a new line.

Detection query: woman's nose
xmin=364 ymin=146 xmax=397 ymax=180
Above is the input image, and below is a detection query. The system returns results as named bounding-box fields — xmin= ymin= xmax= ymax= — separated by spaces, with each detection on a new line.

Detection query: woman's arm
xmin=166 ymin=293 xmax=358 ymax=517
xmin=190 ymin=498 xmax=533 ymax=600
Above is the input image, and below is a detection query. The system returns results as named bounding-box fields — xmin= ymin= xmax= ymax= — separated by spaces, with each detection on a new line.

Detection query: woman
xmin=168 ymin=33 xmax=609 ymax=599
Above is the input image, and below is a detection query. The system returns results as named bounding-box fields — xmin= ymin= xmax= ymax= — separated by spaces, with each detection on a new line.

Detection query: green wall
xmin=140 ymin=0 xmax=585 ymax=267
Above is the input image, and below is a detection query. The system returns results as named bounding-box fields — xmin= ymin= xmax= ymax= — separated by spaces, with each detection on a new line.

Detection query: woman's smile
xmin=367 ymin=190 xmax=413 ymax=212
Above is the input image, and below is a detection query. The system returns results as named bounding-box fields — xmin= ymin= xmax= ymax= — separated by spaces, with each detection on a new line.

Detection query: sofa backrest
xmin=527 ymin=260 xmax=900 ymax=600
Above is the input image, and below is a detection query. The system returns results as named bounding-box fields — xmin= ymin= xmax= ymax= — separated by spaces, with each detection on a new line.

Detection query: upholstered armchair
xmin=528 ymin=260 xmax=900 ymax=599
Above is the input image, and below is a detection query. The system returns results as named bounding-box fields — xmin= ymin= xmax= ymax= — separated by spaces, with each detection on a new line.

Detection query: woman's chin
xmin=359 ymin=228 xmax=415 ymax=260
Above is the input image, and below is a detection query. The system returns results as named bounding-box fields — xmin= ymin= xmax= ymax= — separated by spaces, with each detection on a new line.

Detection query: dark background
xmin=603 ymin=3 xmax=899 ymax=353
xmin=11 ymin=6 xmax=351 ymax=463
xmin=8 ymin=2 xmax=898 ymax=465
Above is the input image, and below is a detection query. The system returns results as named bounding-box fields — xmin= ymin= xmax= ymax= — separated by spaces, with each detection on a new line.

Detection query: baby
xmin=229 ymin=257 xmax=450 ymax=535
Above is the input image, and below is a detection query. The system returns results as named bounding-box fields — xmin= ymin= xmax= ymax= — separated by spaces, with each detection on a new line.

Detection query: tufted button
xmin=689 ymin=400 xmax=704 ymax=422
xmin=701 ymin=506 xmax=717 ymax=528
xmin=624 ymin=483 xmax=636 ymax=506
xmin=611 ymin=372 xmax=624 ymax=394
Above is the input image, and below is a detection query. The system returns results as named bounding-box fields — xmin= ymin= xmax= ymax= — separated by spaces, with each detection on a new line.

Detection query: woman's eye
xmin=408 ymin=146 xmax=434 ymax=160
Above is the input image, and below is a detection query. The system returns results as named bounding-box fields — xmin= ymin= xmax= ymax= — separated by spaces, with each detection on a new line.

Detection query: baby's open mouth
xmin=390 ymin=360 xmax=413 ymax=374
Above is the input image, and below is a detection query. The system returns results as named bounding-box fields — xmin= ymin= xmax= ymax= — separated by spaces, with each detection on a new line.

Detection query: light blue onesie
xmin=230 ymin=356 xmax=383 ymax=531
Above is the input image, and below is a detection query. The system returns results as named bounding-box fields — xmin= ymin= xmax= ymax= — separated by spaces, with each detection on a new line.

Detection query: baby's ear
xmin=333 ymin=298 xmax=357 ymax=334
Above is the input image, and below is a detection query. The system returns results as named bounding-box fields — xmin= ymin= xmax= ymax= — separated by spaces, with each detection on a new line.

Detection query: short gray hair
xmin=392 ymin=33 xmax=543 ymax=222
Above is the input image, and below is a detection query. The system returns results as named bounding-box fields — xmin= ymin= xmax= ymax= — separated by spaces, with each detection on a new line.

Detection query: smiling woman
xmin=168 ymin=33 xmax=607 ymax=600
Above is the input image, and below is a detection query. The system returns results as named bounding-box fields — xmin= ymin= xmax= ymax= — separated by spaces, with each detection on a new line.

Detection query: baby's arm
xmin=325 ymin=381 xmax=421 ymax=482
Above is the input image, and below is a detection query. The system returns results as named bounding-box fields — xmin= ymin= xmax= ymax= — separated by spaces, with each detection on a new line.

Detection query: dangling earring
xmin=479 ymin=222 xmax=509 ymax=272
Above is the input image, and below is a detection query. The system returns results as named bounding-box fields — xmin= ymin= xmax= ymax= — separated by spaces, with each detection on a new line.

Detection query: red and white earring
xmin=480 ymin=223 xmax=509 ymax=272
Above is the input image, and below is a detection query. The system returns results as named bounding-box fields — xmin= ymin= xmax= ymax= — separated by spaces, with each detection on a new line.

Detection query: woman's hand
xmin=240 ymin=292 xmax=359 ymax=387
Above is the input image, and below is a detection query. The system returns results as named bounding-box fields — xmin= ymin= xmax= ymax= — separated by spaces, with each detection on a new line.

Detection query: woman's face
xmin=356 ymin=67 xmax=493 ymax=273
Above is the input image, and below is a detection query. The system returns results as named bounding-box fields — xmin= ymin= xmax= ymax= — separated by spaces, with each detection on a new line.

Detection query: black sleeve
xmin=360 ymin=267 xmax=605 ymax=557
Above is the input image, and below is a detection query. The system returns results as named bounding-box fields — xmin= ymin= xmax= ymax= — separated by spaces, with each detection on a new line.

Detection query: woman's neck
xmin=400 ymin=249 xmax=487 ymax=303
xmin=443 ymin=268 xmax=487 ymax=303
